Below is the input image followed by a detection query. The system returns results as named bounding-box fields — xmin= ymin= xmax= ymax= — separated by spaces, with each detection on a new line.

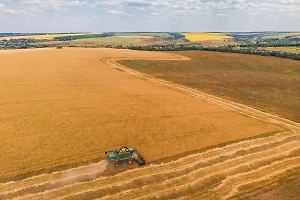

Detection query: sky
xmin=0 ymin=0 xmax=299 ymax=32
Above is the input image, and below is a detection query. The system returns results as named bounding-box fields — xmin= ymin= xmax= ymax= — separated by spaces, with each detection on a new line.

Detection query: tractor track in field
xmin=1 ymin=53 xmax=299 ymax=199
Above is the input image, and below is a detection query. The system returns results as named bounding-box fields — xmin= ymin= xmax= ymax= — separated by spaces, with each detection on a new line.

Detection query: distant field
xmin=260 ymin=46 xmax=300 ymax=54
xmin=262 ymin=32 xmax=300 ymax=39
xmin=29 ymin=33 xmax=86 ymax=39
xmin=0 ymin=33 xmax=86 ymax=40
xmin=74 ymin=36 xmax=142 ymax=43
xmin=200 ymin=39 xmax=238 ymax=47
xmin=68 ymin=35 xmax=170 ymax=46
xmin=183 ymin=33 xmax=232 ymax=42
xmin=114 ymin=32 xmax=168 ymax=36
xmin=119 ymin=51 xmax=300 ymax=122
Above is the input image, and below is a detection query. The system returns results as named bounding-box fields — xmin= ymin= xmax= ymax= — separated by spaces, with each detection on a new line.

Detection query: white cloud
xmin=20 ymin=0 xmax=88 ymax=10
xmin=95 ymin=0 xmax=169 ymax=6
xmin=280 ymin=0 xmax=300 ymax=4
xmin=106 ymin=9 xmax=133 ymax=17
xmin=249 ymin=11 xmax=263 ymax=15
xmin=94 ymin=0 xmax=197 ymax=10
xmin=1 ymin=0 xmax=300 ymax=32
xmin=260 ymin=2 xmax=300 ymax=13
xmin=94 ymin=0 xmax=300 ymax=24
xmin=206 ymin=0 xmax=257 ymax=11
xmin=25 ymin=7 xmax=45 ymax=14
xmin=217 ymin=13 xmax=227 ymax=17
xmin=0 ymin=3 xmax=45 ymax=18
xmin=0 ymin=3 xmax=21 ymax=15
xmin=88 ymin=4 xmax=97 ymax=8
xmin=92 ymin=0 xmax=259 ymax=15
xmin=93 ymin=0 xmax=260 ymax=13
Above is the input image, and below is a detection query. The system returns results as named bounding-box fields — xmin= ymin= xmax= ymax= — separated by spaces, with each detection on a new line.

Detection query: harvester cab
xmin=105 ymin=147 xmax=146 ymax=167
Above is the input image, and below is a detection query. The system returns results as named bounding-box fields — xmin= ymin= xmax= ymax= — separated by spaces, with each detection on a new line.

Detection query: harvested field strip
xmin=232 ymin=167 xmax=300 ymax=200
xmin=211 ymin=159 xmax=300 ymax=199
xmin=92 ymin=142 xmax=300 ymax=199
xmin=3 ymin=134 xmax=295 ymax=196
xmin=0 ymin=130 xmax=295 ymax=193
xmin=133 ymin=158 xmax=300 ymax=200
xmin=99 ymin=141 xmax=300 ymax=200
xmin=1 ymin=130 xmax=299 ymax=199
xmin=0 ymin=131 xmax=295 ymax=199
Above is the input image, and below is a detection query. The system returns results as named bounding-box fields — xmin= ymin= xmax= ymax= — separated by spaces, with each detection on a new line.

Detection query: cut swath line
xmin=1 ymin=131 xmax=297 ymax=199
xmin=134 ymin=154 xmax=300 ymax=200
xmin=100 ymin=142 xmax=300 ymax=200
xmin=25 ymin=139 xmax=298 ymax=200
xmin=0 ymin=130 xmax=292 ymax=192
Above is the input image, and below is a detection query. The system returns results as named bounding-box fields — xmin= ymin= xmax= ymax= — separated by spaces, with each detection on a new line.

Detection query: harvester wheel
xmin=115 ymin=163 xmax=119 ymax=167
xmin=128 ymin=160 xmax=133 ymax=165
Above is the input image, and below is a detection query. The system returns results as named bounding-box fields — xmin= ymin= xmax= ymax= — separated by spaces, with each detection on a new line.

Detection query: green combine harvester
xmin=105 ymin=147 xmax=146 ymax=167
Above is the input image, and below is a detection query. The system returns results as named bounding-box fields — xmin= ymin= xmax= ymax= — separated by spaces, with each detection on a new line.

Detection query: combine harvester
xmin=105 ymin=147 xmax=146 ymax=167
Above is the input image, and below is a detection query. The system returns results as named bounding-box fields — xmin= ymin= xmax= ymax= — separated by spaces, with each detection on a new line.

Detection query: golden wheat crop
xmin=0 ymin=48 xmax=283 ymax=182
xmin=183 ymin=33 xmax=232 ymax=42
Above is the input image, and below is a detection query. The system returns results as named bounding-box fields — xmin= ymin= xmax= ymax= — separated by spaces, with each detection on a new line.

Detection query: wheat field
xmin=183 ymin=32 xmax=232 ymax=41
xmin=0 ymin=48 xmax=299 ymax=199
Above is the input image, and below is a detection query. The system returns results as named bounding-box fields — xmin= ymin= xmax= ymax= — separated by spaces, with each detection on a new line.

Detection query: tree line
xmin=240 ymin=42 xmax=300 ymax=48
xmin=0 ymin=38 xmax=49 ymax=49
xmin=128 ymin=44 xmax=300 ymax=60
